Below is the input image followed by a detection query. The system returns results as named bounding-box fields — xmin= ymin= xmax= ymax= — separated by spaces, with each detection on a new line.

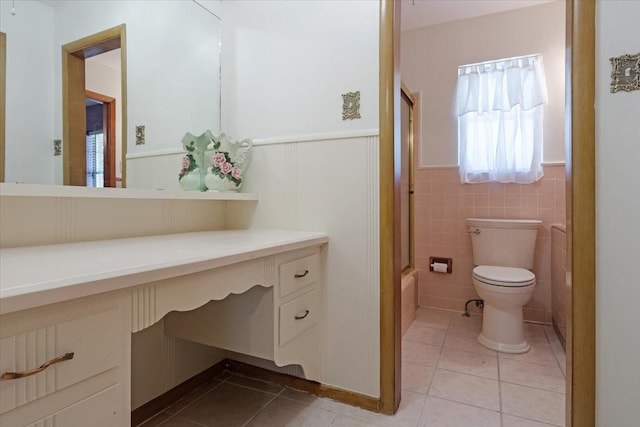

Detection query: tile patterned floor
xmin=138 ymin=308 xmax=567 ymax=427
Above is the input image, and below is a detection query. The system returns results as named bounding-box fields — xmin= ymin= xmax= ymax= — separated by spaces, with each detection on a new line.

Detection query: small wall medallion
xmin=342 ymin=91 xmax=361 ymax=120
xmin=135 ymin=125 xmax=146 ymax=145
xmin=610 ymin=53 xmax=640 ymax=93
xmin=53 ymin=139 xmax=62 ymax=156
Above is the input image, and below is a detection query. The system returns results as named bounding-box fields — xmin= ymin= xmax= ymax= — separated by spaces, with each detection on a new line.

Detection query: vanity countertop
xmin=0 ymin=229 xmax=328 ymax=315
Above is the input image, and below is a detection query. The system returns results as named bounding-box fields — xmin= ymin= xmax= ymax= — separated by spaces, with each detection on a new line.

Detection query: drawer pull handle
xmin=1 ymin=352 xmax=75 ymax=381
xmin=294 ymin=270 xmax=309 ymax=278
xmin=295 ymin=310 xmax=310 ymax=320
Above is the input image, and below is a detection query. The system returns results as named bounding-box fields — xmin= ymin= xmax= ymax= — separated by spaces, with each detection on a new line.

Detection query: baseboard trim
xmin=225 ymin=359 xmax=381 ymax=412
xmin=131 ymin=359 xmax=227 ymax=426
xmin=131 ymin=358 xmax=381 ymax=425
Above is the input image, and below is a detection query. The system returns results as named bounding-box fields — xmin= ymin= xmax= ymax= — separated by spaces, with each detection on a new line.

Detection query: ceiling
xmin=400 ymin=0 xmax=556 ymax=32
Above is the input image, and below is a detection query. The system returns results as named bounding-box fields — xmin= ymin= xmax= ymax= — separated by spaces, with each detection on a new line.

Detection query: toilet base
xmin=477 ymin=303 xmax=530 ymax=354
xmin=478 ymin=333 xmax=530 ymax=353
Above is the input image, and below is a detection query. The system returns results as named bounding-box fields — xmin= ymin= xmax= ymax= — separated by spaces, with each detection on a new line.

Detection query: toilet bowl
xmin=472 ymin=266 xmax=536 ymax=353
xmin=467 ymin=218 xmax=541 ymax=353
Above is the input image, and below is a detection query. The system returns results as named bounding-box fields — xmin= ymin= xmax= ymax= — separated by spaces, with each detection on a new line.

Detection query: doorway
xmin=379 ymin=1 xmax=596 ymax=425
xmin=85 ymin=91 xmax=116 ymax=187
xmin=62 ymin=24 xmax=126 ymax=187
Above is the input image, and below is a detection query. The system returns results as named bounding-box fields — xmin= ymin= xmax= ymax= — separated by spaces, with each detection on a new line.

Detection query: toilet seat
xmin=473 ymin=266 xmax=535 ymax=287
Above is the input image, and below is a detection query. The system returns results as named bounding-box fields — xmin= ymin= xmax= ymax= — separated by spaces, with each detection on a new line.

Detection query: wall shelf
xmin=0 ymin=183 xmax=259 ymax=201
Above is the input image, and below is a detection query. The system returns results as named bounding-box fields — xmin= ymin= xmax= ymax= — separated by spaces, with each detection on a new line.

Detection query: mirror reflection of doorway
xmin=85 ymin=91 xmax=116 ymax=187
xmin=62 ymin=25 xmax=126 ymax=187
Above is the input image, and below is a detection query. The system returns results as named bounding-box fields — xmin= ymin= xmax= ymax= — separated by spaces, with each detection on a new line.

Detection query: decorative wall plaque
xmin=610 ymin=53 xmax=640 ymax=93
xmin=342 ymin=91 xmax=361 ymax=120
xmin=135 ymin=125 xmax=146 ymax=145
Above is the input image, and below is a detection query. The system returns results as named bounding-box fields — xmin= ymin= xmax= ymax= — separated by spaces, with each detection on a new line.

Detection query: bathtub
xmin=401 ymin=270 xmax=418 ymax=336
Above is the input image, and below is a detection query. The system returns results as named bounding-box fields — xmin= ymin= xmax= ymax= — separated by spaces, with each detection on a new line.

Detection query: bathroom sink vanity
xmin=0 ymin=186 xmax=328 ymax=426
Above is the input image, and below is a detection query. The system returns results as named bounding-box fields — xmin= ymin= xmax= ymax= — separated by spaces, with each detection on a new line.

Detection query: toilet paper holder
xmin=429 ymin=257 xmax=452 ymax=273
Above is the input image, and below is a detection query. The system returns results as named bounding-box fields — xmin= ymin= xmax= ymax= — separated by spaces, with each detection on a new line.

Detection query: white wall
xmin=401 ymin=0 xmax=565 ymax=167
xmin=222 ymin=0 xmax=381 ymax=397
xmin=221 ymin=0 xmax=379 ymax=140
xmin=595 ymin=1 xmax=640 ymax=425
xmin=85 ymin=52 xmax=123 ymax=181
xmin=0 ymin=0 xmax=54 ymax=184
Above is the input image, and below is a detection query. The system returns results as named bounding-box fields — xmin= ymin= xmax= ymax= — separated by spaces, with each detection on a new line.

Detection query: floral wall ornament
xmin=610 ymin=53 xmax=640 ymax=93
xmin=342 ymin=91 xmax=361 ymax=120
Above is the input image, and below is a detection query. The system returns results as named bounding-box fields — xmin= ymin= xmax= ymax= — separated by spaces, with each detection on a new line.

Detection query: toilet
xmin=467 ymin=218 xmax=542 ymax=353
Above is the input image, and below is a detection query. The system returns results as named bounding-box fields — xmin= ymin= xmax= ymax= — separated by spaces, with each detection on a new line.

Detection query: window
xmin=456 ymin=54 xmax=548 ymax=184
xmin=86 ymin=131 xmax=105 ymax=188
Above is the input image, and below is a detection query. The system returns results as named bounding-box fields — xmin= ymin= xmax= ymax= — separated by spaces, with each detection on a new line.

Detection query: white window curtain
xmin=457 ymin=54 xmax=548 ymax=184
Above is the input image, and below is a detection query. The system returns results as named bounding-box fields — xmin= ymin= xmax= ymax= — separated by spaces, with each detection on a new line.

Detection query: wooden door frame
xmin=378 ymin=0 xmax=596 ymax=423
xmin=62 ymin=24 xmax=126 ymax=187
xmin=85 ymin=90 xmax=116 ymax=187
xmin=0 ymin=31 xmax=6 ymax=183
xmin=400 ymin=83 xmax=416 ymax=274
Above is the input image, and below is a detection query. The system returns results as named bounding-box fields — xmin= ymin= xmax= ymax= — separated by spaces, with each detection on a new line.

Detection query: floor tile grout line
xmin=433 ymin=365 xmax=500 ymax=382
xmin=241 ymin=391 xmax=281 ymax=427
xmin=497 ymin=349 xmax=504 ymax=427
xmin=499 ymin=379 xmax=566 ymax=395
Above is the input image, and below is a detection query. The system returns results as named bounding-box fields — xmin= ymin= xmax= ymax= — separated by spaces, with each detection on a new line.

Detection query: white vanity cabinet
xmin=0 ymin=292 xmax=131 ymax=426
xmin=164 ymin=246 xmax=324 ymax=381
xmin=0 ymin=229 xmax=328 ymax=426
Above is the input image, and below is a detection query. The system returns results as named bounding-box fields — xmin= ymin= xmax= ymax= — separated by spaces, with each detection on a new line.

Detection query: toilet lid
xmin=473 ymin=266 xmax=535 ymax=287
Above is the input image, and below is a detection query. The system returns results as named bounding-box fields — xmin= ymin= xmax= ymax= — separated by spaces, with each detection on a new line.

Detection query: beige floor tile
xmin=402 ymin=362 xmax=435 ymax=394
xmin=280 ymin=388 xmax=349 ymax=413
xmin=404 ymin=323 xmax=447 ymax=346
xmin=330 ymin=415 xmax=383 ymax=427
xmin=437 ymin=348 xmax=498 ymax=379
xmin=418 ymin=396 xmax=501 ymax=427
xmin=443 ymin=331 xmax=496 ymax=356
xmin=448 ymin=313 xmax=483 ymax=329
xmin=402 ymin=340 xmax=441 ymax=366
xmin=499 ymin=340 xmax=559 ymax=367
xmin=428 ymin=369 xmax=500 ymax=411
xmin=246 ymin=397 xmax=338 ymax=427
xmin=413 ymin=309 xmax=452 ymax=330
xmin=501 ymin=382 xmax=565 ymax=426
xmin=341 ymin=390 xmax=426 ymax=427
xmin=502 ymin=414 xmax=559 ymax=427
xmin=178 ymin=383 xmax=276 ymax=426
xmin=446 ymin=323 xmax=483 ymax=337
xmin=499 ymin=359 xmax=565 ymax=393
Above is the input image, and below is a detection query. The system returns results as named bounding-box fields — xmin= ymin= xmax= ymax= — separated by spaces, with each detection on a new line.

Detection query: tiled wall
xmin=551 ymin=225 xmax=567 ymax=344
xmin=414 ymin=165 xmax=566 ymax=323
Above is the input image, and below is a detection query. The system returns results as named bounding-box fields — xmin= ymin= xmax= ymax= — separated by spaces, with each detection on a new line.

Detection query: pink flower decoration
xmin=182 ymin=156 xmax=190 ymax=169
xmin=231 ymin=166 xmax=242 ymax=179
xmin=212 ymin=152 xmax=226 ymax=168
xmin=221 ymin=162 xmax=233 ymax=174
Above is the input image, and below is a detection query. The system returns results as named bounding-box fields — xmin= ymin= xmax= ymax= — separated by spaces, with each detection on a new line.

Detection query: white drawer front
xmin=279 ymin=254 xmax=318 ymax=298
xmin=0 ymin=307 xmax=122 ymax=414
xmin=26 ymin=384 xmax=124 ymax=427
xmin=279 ymin=289 xmax=318 ymax=346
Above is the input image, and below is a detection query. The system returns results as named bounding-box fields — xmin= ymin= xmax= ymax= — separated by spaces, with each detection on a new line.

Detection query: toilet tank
xmin=467 ymin=218 xmax=542 ymax=269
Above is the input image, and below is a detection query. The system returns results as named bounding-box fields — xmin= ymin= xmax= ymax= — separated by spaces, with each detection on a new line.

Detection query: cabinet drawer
xmin=279 ymin=289 xmax=318 ymax=346
xmin=0 ymin=307 xmax=122 ymax=414
xmin=26 ymin=384 xmax=124 ymax=427
xmin=279 ymin=254 xmax=318 ymax=298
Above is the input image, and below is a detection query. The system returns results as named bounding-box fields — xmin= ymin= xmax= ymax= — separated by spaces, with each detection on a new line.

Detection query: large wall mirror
xmin=0 ymin=0 xmax=221 ymax=188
